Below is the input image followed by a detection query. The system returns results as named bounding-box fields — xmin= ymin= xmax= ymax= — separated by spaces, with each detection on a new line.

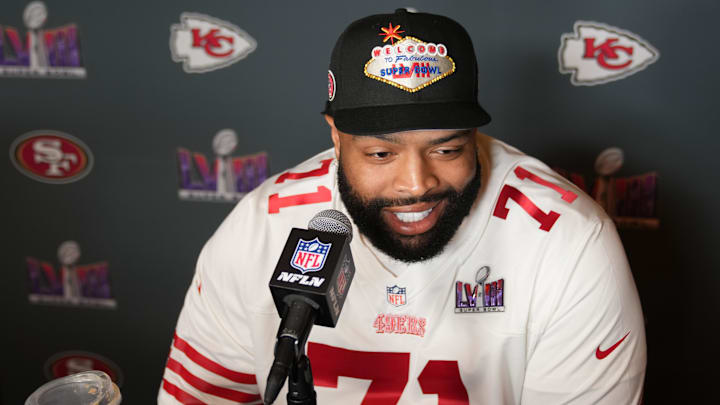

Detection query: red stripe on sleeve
xmin=162 ymin=378 xmax=205 ymax=405
xmin=173 ymin=332 xmax=257 ymax=385
xmin=166 ymin=357 xmax=261 ymax=403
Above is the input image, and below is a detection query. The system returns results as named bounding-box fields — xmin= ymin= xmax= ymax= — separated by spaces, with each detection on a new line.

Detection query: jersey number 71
xmin=493 ymin=166 xmax=578 ymax=231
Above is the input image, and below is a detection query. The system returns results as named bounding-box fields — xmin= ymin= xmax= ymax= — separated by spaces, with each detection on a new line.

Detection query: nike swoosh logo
xmin=596 ymin=332 xmax=630 ymax=359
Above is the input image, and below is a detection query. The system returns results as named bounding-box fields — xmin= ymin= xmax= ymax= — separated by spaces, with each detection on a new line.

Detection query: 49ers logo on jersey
xmin=558 ymin=21 xmax=659 ymax=86
xmin=10 ymin=130 xmax=93 ymax=184
xmin=170 ymin=13 xmax=257 ymax=73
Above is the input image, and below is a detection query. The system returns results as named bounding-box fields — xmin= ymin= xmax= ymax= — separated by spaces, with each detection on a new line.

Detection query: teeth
xmin=394 ymin=208 xmax=432 ymax=223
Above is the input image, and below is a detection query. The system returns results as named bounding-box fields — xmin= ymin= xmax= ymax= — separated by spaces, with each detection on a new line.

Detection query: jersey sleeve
xmin=521 ymin=218 xmax=647 ymax=404
xmin=158 ymin=217 xmax=262 ymax=405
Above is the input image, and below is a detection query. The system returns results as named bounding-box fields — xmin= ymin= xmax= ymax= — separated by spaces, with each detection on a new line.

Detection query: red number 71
xmin=268 ymin=159 xmax=333 ymax=214
xmin=492 ymin=166 xmax=578 ymax=232
xmin=309 ymin=342 xmax=469 ymax=404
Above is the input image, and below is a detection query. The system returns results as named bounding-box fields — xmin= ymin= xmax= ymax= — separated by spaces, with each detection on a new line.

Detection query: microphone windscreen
xmin=308 ymin=209 xmax=353 ymax=242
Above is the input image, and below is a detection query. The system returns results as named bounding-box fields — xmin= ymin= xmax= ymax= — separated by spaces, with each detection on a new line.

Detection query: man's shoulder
xmin=201 ymin=148 xmax=338 ymax=268
xmin=481 ymin=135 xmax=608 ymax=236
xmin=195 ymin=149 xmax=339 ymax=310
xmin=223 ymin=148 xmax=337 ymax=230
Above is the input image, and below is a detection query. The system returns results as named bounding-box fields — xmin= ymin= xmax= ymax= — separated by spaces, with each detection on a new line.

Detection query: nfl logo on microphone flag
xmin=290 ymin=238 xmax=332 ymax=274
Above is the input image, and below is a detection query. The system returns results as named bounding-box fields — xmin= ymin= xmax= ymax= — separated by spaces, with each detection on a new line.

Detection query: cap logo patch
xmin=328 ymin=70 xmax=336 ymax=101
xmin=365 ymin=23 xmax=455 ymax=93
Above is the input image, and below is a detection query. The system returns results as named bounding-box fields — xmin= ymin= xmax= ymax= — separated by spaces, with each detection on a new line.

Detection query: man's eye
xmin=367 ymin=151 xmax=391 ymax=159
xmin=435 ymin=148 xmax=462 ymax=156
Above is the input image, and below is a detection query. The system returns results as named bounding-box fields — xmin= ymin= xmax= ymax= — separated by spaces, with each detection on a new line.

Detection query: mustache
xmin=363 ymin=189 xmax=455 ymax=210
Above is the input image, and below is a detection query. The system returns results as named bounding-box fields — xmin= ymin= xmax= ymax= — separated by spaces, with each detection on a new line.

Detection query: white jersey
xmin=158 ymin=134 xmax=646 ymax=404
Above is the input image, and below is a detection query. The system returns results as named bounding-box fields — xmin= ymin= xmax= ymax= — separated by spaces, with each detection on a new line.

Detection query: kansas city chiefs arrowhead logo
xmin=558 ymin=21 xmax=659 ymax=86
xmin=170 ymin=13 xmax=257 ymax=74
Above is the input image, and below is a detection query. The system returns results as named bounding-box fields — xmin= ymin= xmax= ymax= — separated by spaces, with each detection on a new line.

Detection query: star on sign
xmin=379 ymin=23 xmax=404 ymax=45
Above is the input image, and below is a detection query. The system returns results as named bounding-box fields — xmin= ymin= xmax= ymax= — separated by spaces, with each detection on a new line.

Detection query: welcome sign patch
xmin=365 ymin=23 xmax=455 ymax=92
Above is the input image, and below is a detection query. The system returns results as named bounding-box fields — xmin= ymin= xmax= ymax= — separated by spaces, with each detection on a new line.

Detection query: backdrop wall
xmin=2 ymin=0 xmax=717 ymax=403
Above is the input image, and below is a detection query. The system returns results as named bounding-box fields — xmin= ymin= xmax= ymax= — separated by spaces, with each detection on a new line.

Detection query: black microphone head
xmin=308 ymin=209 xmax=353 ymax=242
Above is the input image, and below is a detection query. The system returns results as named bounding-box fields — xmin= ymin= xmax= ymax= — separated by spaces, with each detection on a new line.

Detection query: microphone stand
xmin=265 ymin=295 xmax=317 ymax=405
xmin=286 ymin=351 xmax=316 ymax=405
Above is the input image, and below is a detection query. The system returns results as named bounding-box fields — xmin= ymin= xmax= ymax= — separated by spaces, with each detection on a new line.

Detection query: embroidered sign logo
xmin=0 ymin=2 xmax=86 ymax=78
xmin=290 ymin=238 xmax=331 ymax=274
xmin=10 ymin=130 xmax=93 ymax=184
xmin=365 ymin=22 xmax=455 ymax=92
xmin=170 ymin=13 xmax=257 ymax=73
xmin=559 ymin=21 xmax=659 ymax=86
xmin=386 ymin=285 xmax=407 ymax=307
xmin=455 ymin=266 xmax=504 ymax=313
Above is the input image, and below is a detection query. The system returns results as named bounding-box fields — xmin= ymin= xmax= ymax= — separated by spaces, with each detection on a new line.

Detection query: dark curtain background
xmin=2 ymin=0 xmax=717 ymax=403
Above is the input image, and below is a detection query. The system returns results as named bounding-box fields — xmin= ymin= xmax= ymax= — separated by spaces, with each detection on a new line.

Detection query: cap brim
xmin=331 ymin=102 xmax=491 ymax=135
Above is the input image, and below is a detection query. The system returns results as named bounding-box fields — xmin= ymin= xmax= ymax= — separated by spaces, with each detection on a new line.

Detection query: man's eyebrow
xmin=352 ymin=133 xmax=402 ymax=143
xmin=351 ymin=129 xmax=472 ymax=144
xmin=428 ymin=129 xmax=473 ymax=145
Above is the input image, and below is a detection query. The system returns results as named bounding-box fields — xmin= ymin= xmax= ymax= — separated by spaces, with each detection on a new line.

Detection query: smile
xmin=382 ymin=200 xmax=446 ymax=236
xmin=393 ymin=207 xmax=433 ymax=223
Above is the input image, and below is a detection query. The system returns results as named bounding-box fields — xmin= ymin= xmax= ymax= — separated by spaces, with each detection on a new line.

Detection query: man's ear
xmin=324 ymin=114 xmax=341 ymax=160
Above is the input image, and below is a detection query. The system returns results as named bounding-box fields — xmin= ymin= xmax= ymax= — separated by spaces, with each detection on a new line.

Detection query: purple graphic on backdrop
xmin=26 ymin=241 xmax=116 ymax=309
xmin=0 ymin=2 xmax=86 ymax=78
xmin=554 ymin=147 xmax=659 ymax=230
xmin=176 ymin=129 xmax=268 ymax=202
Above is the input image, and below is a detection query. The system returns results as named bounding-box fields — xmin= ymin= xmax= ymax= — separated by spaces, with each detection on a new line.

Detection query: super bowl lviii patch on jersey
xmin=290 ymin=238 xmax=331 ymax=274
xmin=365 ymin=22 xmax=455 ymax=92
xmin=455 ymin=266 xmax=504 ymax=313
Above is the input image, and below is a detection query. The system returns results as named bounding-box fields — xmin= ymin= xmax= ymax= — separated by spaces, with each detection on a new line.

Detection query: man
xmin=159 ymin=9 xmax=646 ymax=404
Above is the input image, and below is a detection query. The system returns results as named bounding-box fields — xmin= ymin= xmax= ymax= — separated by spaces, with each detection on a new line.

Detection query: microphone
xmin=264 ymin=209 xmax=355 ymax=404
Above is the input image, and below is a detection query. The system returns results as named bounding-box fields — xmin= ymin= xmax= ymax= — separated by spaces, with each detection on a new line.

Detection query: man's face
xmin=328 ymin=117 xmax=481 ymax=262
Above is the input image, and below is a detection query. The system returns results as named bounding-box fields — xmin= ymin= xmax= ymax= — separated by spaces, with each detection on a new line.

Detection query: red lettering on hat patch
xmin=365 ymin=23 xmax=455 ymax=92
xmin=558 ymin=21 xmax=659 ymax=86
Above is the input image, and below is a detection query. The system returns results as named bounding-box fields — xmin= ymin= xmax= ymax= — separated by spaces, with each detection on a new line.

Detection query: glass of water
xmin=25 ymin=370 xmax=121 ymax=405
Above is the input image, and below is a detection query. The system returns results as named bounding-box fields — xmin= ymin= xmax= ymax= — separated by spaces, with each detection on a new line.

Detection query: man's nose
xmin=392 ymin=154 xmax=439 ymax=197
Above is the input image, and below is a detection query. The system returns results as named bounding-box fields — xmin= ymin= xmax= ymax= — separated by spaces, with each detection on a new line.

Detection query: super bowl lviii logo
xmin=26 ymin=241 xmax=116 ymax=308
xmin=170 ymin=12 xmax=256 ymax=73
xmin=558 ymin=21 xmax=659 ymax=86
xmin=0 ymin=2 xmax=86 ymax=78
xmin=10 ymin=130 xmax=93 ymax=184
xmin=554 ymin=147 xmax=659 ymax=230
xmin=455 ymin=266 xmax=504 ymax=313
xmin=177 ymin=129 xmax=268 ymax=202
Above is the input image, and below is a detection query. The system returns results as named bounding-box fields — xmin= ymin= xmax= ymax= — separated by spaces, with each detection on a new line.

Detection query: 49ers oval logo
xmin=10 ymin=130 xmax=93 ymax=184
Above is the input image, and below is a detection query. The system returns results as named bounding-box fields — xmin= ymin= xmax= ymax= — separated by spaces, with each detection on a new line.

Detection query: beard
xmin=337 ymin=158 xmax=482 ymax=263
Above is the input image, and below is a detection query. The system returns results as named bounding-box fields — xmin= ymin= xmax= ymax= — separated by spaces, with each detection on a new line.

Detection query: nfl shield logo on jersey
xmin=290 ymin=238 xmax=332 ymax=274
xmin=386 ymin=285 xmax=407 ymax=307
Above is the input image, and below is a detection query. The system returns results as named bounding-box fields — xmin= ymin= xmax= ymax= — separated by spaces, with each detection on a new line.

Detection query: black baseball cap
xmin=323 ymin=8 xmax=491 ymax=135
